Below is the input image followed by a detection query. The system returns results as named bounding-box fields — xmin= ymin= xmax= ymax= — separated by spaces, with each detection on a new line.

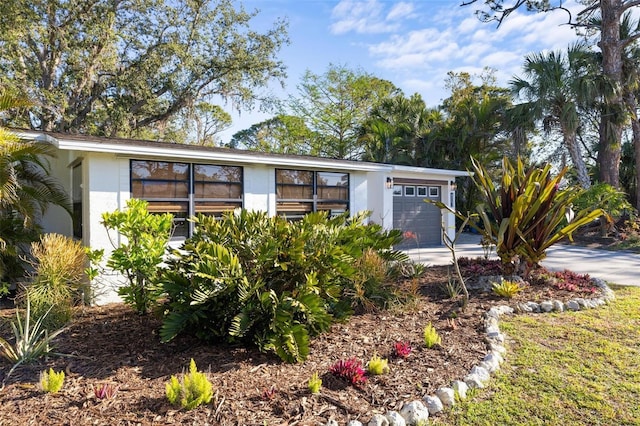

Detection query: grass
xmin=433 ymin=285 xmax=640 ymax=426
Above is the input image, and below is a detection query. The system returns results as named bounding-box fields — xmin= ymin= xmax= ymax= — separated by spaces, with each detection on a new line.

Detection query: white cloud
xmin=387 ymin=2 xmax=415 ymax=21
xmin=330 ymin=0 xmax=418 ymax=34
xmin=331 ymin=0 xmax=397 ymax=34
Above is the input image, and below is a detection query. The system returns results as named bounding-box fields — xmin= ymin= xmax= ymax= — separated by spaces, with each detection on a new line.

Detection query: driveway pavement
xmin=404 ymin=233 xmax=640 ymax=287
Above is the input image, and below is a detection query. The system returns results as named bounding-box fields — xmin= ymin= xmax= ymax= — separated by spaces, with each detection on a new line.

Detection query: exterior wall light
xmin=450 ymin=181 xmax=457 ymax=191
xmin=386 ymin=177 xmax=393 ymax=189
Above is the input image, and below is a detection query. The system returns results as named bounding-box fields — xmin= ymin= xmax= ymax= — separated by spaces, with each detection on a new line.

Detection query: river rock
xmin=399 ymin=401 xmax=429 ymax=425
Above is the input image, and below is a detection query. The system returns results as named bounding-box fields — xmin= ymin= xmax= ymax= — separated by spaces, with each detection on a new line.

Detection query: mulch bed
xmin=0 ymin=263 xmax=599 ymax=426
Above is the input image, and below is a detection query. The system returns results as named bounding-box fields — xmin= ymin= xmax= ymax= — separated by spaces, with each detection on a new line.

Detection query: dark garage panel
xmin=393 ymin=186 xmax=442 ymax=248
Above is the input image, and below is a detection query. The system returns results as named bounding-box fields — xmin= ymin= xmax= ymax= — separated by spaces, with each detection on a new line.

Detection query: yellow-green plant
xmin=367 ymin=354 xmax=389 ymax=375
xmin=26 ymin=233 xmax=90 ymax=329
xmin=39 ymin=368 xmax=65 ymax=393
xmin=423 ymin=323 xmax=442 ymax=349
xmin=307 ymin=371 xmax=322 ymax=394
xmin=492 ymin=279 xmax=523 ymax=299
xmin=165 ymin=359 xmax=213 ymax=410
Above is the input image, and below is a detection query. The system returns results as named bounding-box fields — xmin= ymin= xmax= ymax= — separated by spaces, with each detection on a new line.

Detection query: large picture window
xmin=131 ymin=160 xmax=243 ymax=237
xmin=276 ymin=169 xmax=349 ymax=219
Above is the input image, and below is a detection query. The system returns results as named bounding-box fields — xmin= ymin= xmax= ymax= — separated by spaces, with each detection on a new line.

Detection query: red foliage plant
xmin=552 ymin=270 xmax=597 ymax=294
xmin=94 ymin=383 xmax=117 ymax=400
xmin=457 ymin=257 xmax=503 ymax=276
xmin=329 ymin=358 xmax=367 ymax=386
xmin=261 ymin=385 xmax=277 ymax=401
xmin=393 ymin=341 xmax=412 ymax=359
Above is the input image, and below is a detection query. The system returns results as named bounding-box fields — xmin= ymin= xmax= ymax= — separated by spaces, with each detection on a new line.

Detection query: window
xmin=131 ymin=160 xmax=242 ymax=237
xmin=404 ymin=186 xmax=416 ymax=196
xmin=417 ymin=186 xmax=427 ymax=197
xmin=72 ymin=163 xmax=82 ymax=239
xmin=393 ymin=185 xmax=403 ymax=196
xmin=429 ymin=187 xmax=440 ymax=197
xmin=276 ymin=169 xmax=349 ymax=219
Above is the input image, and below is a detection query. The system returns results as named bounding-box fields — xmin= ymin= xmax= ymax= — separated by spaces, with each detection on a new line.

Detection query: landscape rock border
xmin=325 ymin=277 xmax=615 ymax=426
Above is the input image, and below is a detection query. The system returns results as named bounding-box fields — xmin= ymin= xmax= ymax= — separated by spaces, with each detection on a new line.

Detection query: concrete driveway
xmin=404 ymin=234 xmax=640 ymax=287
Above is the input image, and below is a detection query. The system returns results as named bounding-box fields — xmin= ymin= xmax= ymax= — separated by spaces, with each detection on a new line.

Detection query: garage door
xmin=393 ymin=184 xmax=442 ymax=248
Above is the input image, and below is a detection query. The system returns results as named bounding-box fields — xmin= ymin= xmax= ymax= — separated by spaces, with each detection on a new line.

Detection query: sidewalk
xmin=404 ymin=234 xmax=640 ymax=287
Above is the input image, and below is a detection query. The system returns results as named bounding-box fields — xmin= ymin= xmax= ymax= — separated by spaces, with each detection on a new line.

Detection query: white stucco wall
xmin=40 ymin=150 xmax=73 ymax=236
xmin=366 ymin=172 xmax=393 ymax=229
xmin=244 ymin=164 xmax=273 ymax=214
xmin=349 ymin=171 xmax=368 ymax=220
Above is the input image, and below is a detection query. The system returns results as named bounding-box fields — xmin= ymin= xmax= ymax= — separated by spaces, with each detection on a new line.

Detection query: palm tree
xmin=359 ymin=93 xmax=442 ymax=165
xmin=510 ymin=44 xmax=596 ymax=189
xmin=0 ymin=90 xmax=71 ymax=281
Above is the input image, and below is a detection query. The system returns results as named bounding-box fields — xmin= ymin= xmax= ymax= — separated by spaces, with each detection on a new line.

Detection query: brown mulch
xmin=0 ymin=264 xmax=599 ymax=426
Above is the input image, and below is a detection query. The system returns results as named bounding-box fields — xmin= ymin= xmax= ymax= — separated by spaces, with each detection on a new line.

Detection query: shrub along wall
xmin=159 ymin=210 xmax=408 ymax=363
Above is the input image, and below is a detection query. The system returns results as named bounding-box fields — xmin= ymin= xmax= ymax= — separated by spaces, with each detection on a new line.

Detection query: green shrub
xmin=160 ymin=210 xmax=405 ymax=363
xmin=25 ymin=233 xmax=89 ymax=329
xmin=102 ymin=199 xmax=173 ymax=314
xmin=40 ymin=368 xmax=65 ymax=393
xmin=165 ymin=359 xmax=213 ymax=410
xmin=572 ymin=182 xmax=635 ymax=236
xmin=423 ymin=323 xmax=442 ymax=349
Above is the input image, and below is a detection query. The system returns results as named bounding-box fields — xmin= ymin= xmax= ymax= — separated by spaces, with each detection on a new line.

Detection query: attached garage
xmin=392 ymin=177 xmax=449 ymax=247
xmin=393 ymin=179 xmax=444 ymax=247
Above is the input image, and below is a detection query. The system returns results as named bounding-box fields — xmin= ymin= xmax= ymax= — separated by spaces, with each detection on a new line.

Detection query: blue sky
xmin=221 ymin=0 xmax=583 ymax=141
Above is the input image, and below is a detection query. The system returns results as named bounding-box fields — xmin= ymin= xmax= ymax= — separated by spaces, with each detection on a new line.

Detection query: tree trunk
xmin=623 ymin=92 xmax=640 ymax=209
xmin=563 ymin=129 xmax=591 ymax=188
xmin=597 ymin=0 xmax=624 ymax=188
xmin=634 ymin=116 xmax=640 ymax=210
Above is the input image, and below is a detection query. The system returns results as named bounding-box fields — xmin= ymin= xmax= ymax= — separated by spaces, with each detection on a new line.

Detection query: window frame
xmin=130 ymin=160 xmax=243 ymax=238
xmin=275 ymin=168 xmax=350 ymax=219
xmin=404 ymin=186 xmax=416 ymax=197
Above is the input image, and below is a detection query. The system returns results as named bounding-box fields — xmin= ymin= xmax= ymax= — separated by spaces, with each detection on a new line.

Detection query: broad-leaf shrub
xmin=102 ymin=199 xmax=173 ymax=314
xmin=159 ymin=210 xmax=405 ymax=363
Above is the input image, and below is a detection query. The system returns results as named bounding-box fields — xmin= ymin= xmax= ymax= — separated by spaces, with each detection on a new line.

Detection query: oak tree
xmin=0 ymin=0 xmax=288 ymax=138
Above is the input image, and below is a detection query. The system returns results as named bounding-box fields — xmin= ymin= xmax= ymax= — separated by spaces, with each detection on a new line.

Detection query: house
xmin=17 ymin=130 xmax=469 ymax=303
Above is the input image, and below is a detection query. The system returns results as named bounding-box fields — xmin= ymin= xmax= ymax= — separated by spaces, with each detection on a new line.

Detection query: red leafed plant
xmin=94 ymin=383 xmax=117 ymax=399
xmin=329 ymin=358 xmax=367 ymax=386
xmin=393 ymin=341 xmax=412 ymax=359
xmin=261 ymin=385 xmax=277 ymax=401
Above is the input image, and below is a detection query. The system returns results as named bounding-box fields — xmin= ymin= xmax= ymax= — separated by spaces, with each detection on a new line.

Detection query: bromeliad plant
xmin=491 ymin=278 xmax=524 ymax=299
xmin=470 ymin=156 xmax=604 ymax=274
xmin=393 ymin=341 xmax=413 ymax=359
xmin=94 ymin=383 xmax=118 ymax=399
xmin=329 ymin=358 xmax=367 ymax=386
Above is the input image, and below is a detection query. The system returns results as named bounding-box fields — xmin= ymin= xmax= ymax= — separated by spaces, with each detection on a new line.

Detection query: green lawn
xmin=433 ymin=285 xmax=640 ymax=426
